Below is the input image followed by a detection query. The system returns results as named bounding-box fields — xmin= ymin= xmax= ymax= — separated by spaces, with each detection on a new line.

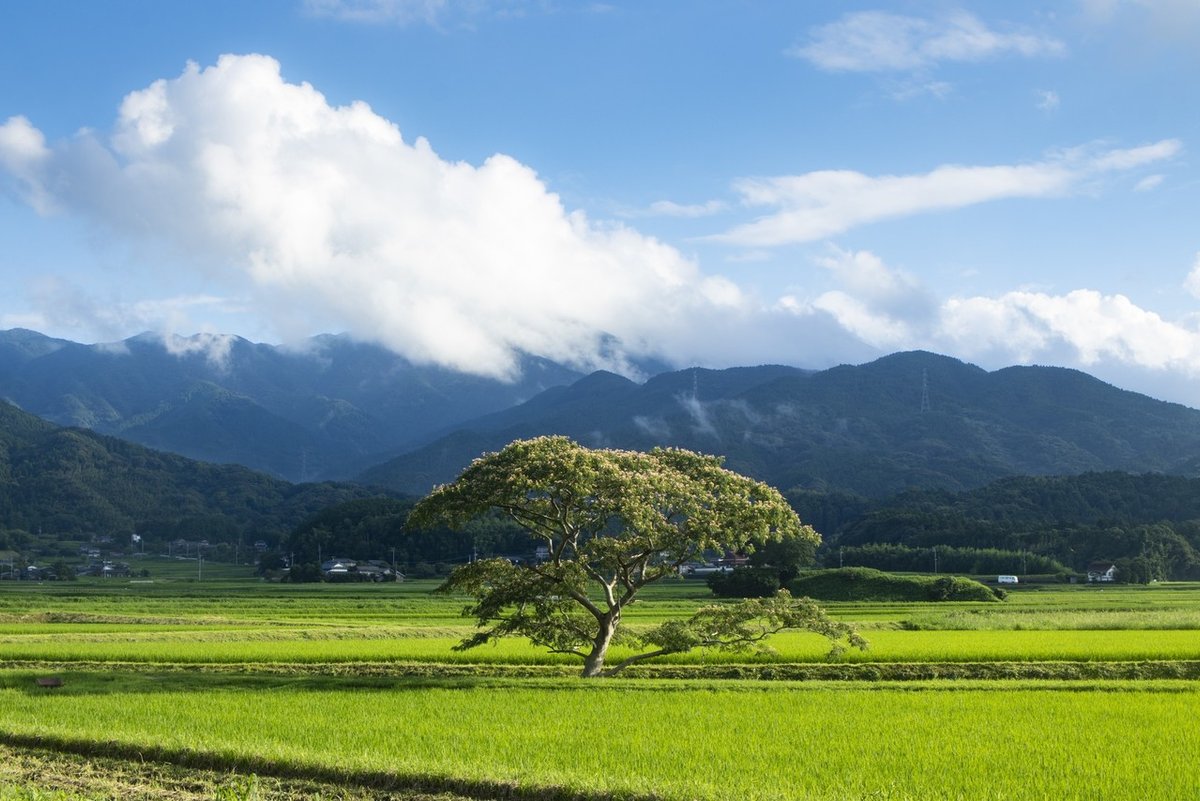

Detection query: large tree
xmin=408 ymin=436 xmax=864 ymax=677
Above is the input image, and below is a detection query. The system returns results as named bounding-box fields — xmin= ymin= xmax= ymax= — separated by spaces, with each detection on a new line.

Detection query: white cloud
xmin=159 ymin=332 xmax=238 ymax=367
xmin=790 ymin=10 xmax=1065 ymax=73
xmin=639 ymin=199 xmax=728 ymax=218
xmin=779 ymin=249 xmax=1200 ymax=382
xmin=940 ymin=290 xmax=1200 ymax=370
xmin=0 ymin=116 xmax=53 ymax=212
xmin=1185 ymin=253 xmax=1200 ymax=299
xmin=714 ymin=140 xmax=1182 ymax=247
xmin=889 ymin=79 xmax=954 ymax=101
xmin=7 ymin=277 xmax=241 ymax=346
xmin=1087 ymin=139 xmax=1181 ymax=170
xmin=0 ymin=54 xmax=751 ymax=379
xmin=1037 ymin=89 xmax=1061 ymax=111
xmin=1134 ymin=174 xmax=1164 ymax=192
xmin=1079 ymin=0 xmax=1200 ymax=40
xmin=800 ymin=247 xmax=936 ymax=349
xmin=302 ymin=0 xmax=539 ymax=26
xmin=302 ymin=0 xmax=448 ymax=25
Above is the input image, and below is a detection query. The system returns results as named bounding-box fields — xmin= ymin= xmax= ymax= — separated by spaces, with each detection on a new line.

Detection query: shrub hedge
xmin=788 ymin=567 xmax=1001 ymax=602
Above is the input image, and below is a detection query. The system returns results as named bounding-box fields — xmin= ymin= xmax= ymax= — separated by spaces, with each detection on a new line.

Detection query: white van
xmin=997 ymin=575 xmax=1019 ymax=585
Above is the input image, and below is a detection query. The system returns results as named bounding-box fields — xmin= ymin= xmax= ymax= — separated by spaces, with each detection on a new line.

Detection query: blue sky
xmin=1 ymin=1 xmax=1198 ymax=404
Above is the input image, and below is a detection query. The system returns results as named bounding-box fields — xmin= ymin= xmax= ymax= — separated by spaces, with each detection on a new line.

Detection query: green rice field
xmin=1 ymin=626 xmax=1198 ymax=665
xmin=2 ymin=673 xmax=1198 ymax=800
xmin=1 ymin=574 xmax=1198 ymax=799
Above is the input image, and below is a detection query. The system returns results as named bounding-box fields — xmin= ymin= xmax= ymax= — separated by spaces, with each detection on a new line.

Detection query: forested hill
xmin=360 ymin=351 xmax=1200 ymax=498
xmin=0 ymin=400 xmax=379 ymax=544
xmin=804 ymin=472 xmax=1200 ymax=581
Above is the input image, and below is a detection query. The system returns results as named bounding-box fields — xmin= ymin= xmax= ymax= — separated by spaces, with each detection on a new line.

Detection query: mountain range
xmin=0 ymin=329 xmax=583 ymax=481
xmin=361 ymin=351 xmax=1200 ymax=498
xmin=4 ymin=329 xmax=1200 ymax=503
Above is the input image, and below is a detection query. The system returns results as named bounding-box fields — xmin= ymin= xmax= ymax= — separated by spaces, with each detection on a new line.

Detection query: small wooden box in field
xmin=35 ymin=676 xmax=63 ymax=688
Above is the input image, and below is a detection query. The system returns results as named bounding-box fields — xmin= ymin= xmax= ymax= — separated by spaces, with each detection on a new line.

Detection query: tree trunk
xmin=580 ymin=613 xmax=619 ymax=678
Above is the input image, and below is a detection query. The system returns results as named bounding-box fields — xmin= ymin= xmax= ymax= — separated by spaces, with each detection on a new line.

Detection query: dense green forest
xmin=280 ymin=497 xmax=532 ymax=578
xmin=0 ymin=401 xmax=380 ymax=556
xmin=800 ymin=473 xmax=1200 ymax=581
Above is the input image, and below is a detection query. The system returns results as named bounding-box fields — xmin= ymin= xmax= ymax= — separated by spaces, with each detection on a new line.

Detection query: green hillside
xmin=0 ymin=400 xmax=378 ymax=545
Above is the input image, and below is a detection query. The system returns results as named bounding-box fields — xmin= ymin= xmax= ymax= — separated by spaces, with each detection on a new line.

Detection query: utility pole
xmin=932 ymin=546 xmax=939 ymax=573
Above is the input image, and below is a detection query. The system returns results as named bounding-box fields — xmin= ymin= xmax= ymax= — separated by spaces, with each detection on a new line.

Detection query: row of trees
xmin=790 ymin=473 xmax=1200 ymax=580
xmin=834 ymin=544 xmax=1068 ymax=576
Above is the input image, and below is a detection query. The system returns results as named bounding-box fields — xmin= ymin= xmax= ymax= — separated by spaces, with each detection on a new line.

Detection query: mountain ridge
xmin=0 ymin=329 xmax=586 ymax=481
xmin=359 ymin=351 xmax=1200 ymax=498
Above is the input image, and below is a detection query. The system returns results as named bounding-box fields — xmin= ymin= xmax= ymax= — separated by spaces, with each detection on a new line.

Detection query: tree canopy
xmin=408 ymin=436 xmax=864 ymax=677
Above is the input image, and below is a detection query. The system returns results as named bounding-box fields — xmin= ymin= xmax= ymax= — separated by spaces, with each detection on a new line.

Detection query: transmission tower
xmin=920 ymin=368 xmax=931 ymax=414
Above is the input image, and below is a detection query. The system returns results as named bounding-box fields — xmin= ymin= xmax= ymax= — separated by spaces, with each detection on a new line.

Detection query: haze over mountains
xmin=0 ymin=329 xmax=583 ymax=482
xmin=4 ymin=329 xmax=1200 ymax=503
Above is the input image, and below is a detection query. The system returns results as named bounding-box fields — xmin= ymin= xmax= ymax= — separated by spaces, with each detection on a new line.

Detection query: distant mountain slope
xmin=0 ymin=329 xmax=584 ymax=481
xmin=360 ymin=352 xmax=1200 ymax=497
xmin=0 ymin=400 xmax=377 ymax=541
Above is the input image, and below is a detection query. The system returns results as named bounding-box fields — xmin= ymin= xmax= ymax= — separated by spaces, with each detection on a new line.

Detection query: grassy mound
xmin=789 ymin=567 xmax=1001 ymax=602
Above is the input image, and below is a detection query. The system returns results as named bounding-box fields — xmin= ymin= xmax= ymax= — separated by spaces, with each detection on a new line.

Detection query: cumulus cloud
xmin=0 ymin=54 xmax=751 ymax=379
xmin=940 ymin=290 xmax=1200 ymax=370
xmin=4 ymin=53 xmax=1199 ymax=405
xmin=779 ymin=249 xmax=1200 ymax=383
xmin=789 ymin=10 xmax=1065 ymax=73
xmin=805 ymin=247 xmax=938 ymax=348
xmin=0 ymin=115 xmax=53 ymax=212
xmin=714 ymin=140 xmax=1182 ymax=247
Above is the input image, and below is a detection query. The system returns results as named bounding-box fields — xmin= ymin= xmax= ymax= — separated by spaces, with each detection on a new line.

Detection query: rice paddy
xmin=0 ymin=575 xmax=1197 ymax=799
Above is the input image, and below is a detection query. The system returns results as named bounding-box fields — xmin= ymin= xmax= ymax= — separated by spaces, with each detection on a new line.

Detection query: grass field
xmin=1 ymin=672 xmax=1197 ymax=800
xmin=0 ymin=573 xmax=1197 ymax=799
